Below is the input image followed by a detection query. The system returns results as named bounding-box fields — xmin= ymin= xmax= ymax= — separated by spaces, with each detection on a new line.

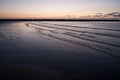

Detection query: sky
xmin=0 ymin=0 xmax=120 ymax=19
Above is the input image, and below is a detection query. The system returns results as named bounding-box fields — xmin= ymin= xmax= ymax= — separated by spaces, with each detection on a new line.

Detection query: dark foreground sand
xmin=1 ymin=65 xmax=120 ymax=80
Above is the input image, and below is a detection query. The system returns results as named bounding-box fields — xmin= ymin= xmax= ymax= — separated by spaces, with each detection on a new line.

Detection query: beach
xmin=0 ymin=21 xmax=120 ymax=80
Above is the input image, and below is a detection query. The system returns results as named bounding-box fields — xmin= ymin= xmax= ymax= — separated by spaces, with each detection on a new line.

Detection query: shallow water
xmin=0 ymin=21 xmax=120 ymax=80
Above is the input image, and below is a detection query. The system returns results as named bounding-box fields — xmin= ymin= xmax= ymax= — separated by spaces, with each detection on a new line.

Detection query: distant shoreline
xmin=0 ymin=19 xmax=119 ymax=22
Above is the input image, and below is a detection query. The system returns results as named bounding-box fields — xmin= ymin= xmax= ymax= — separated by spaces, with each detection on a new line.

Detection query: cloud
xmin=106 ymin=12 xmax=120 ymax=17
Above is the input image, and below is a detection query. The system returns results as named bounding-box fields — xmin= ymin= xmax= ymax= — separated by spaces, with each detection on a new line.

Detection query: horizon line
xmin=0 ymin=18 xmax=120 ymax=22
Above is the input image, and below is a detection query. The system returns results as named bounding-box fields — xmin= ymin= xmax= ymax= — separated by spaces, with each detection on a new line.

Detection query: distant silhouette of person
xmin=26 ymin=23 xmax=29 ymax=27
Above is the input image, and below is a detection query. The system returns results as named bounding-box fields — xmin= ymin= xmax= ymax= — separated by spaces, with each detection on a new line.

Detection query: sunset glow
xmin=0 ymin=0 xmax=120 ymax=19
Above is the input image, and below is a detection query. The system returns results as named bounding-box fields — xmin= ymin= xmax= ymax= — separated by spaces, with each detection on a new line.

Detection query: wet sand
xmin=0 ymin=21 xmax=120 ymax=80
